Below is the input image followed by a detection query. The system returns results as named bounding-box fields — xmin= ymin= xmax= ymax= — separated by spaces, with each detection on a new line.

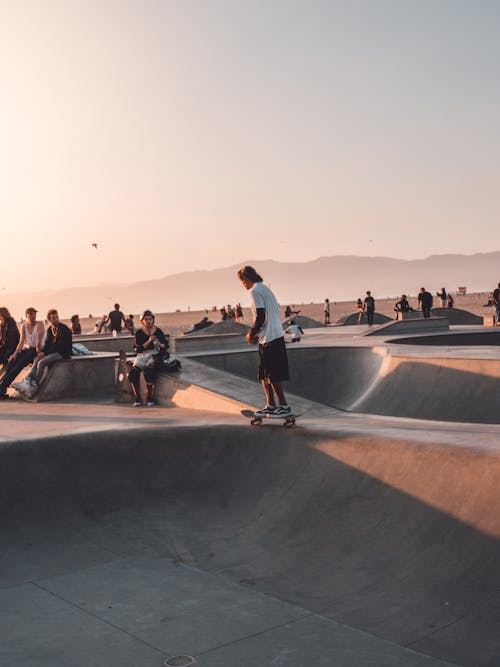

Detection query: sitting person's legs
xmin=0 ymin=349 xmax=36 ymax=397
xmin=26 ymin=352 xmax=63 ymax=386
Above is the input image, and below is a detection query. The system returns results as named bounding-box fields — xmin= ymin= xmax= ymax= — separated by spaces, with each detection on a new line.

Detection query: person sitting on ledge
xmin=70 ymin=314 xmax=82 ymax=335
xmin=13 ymin=308 xmax=72 ymax=398
xmin=394 ymin=295 xmax=413 ymax=319
xmin=0 ymin=307 xmax=20 ymax=373
xmin=0 ymin=307 xmax=44 ymax=399
xmin=128 ymin=310 xmax=168 ymax=407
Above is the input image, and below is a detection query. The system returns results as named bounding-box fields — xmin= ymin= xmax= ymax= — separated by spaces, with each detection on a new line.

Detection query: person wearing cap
xmin=13 ymin=308 xmax=72 ymax=398
xmin=0 ymin=307 xmax=44 ymax=399
xmin=0 ymin=307 xmax=20 ymax=372
xmin=128 ymin=310 xmax=169 ymax=407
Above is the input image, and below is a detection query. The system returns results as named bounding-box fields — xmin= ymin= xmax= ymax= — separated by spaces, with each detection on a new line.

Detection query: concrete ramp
xmin=194 ymin=346 xmax=500 ymax=424
xmin=2 ymin=425 xmax=500 ymax=665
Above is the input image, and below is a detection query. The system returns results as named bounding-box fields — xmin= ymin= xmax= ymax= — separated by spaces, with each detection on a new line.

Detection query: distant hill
xmin=4 ymin=252 xmax=500 ymax=318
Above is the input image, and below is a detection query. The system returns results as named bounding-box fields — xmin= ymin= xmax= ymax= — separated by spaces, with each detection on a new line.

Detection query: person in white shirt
xmin=285 ymin=320 xmax=304 ymax=342
xmin=238 ymin=265 xmax=291 ymax=418
xmin=0 ymin=307 xmax=44 ymax=399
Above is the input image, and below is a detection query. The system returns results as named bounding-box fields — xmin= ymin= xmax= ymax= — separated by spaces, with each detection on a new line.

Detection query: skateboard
xmin=241 ymin=409 xmax=301 ymax=427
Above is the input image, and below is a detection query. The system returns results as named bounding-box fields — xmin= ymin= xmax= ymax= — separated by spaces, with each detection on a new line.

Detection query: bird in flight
xmin=91 ymin=243 xmax=98 ymax=249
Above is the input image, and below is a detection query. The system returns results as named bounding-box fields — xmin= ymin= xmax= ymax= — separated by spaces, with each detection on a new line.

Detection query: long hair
xmin=0 ymin=307 xmax=11 ymax=320
xmin=237 ymin=266 xmax=263 ymax=283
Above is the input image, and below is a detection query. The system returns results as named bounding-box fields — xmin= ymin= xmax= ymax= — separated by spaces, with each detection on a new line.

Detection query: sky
xmin=1 ymin=0 xmax=499 ymax=293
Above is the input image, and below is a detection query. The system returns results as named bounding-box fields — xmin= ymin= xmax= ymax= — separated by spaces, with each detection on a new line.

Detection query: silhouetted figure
xmin=285 ymin=305 xmax=292 ymax=318
xmin=183 ymin=317 xmax=213 ymax=335
xmin=356 ymin=298 xmax=364 ymax=324
xmin=418 ymin=288 xmax=433 ymax=318
xmin=324 ymin=298 xmax=330 ymax=325
xmin=125 ymin=315 xmax=135 ymax=334
xmin=364 ymin=291 xmax=375 ymax=326
xmin=447 ymin=293 xmax=454 ymax=308
xmin=70 ymin=314 xmax=81 ymax=335
xmin=436 ymin=288 xmax=447 ymax=308
xmin=493 ymin=282 xmax=500 ymax=325
xmin=108 ymin=303 xmax=126 ymax=333
xmin=394 ymin=295 xmax=413 ymax=320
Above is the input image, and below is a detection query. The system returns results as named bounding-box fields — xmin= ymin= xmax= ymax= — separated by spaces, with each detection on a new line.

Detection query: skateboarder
xmin=238 ymin=265 xmax=291 ymax=418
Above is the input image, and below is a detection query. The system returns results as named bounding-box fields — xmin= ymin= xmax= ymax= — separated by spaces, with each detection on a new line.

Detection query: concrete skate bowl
xmin=282 ymin=314 xmax=324 ymax=329
xmin=430 ymin=307 xmax=483 ymax=325
xmin=3 ymin=427 xmax=500 ymax=666
xmin=389 ymin=330 xmax=500 ymax=346
xmin=194 ymin=346 xmax=500 ymax=424
xmin=335 ymin=312 xmax=392 ymax=326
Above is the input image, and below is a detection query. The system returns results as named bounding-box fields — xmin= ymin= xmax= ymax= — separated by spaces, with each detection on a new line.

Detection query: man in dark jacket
xmin=364 ymin=291 xmax=376 ymax=325
xmin=14 ymin=308 xmax=72 ymax=398
xmin=418 ymin=288 xmax=434 ymax=318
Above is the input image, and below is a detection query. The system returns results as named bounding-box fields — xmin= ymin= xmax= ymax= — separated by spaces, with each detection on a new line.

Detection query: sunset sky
xmin=1 ymin=0 xmax=499 ymax=293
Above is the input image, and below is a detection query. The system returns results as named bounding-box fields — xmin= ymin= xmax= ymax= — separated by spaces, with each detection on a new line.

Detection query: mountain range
xmin=3 ymin=252 xmax=500 ymax=318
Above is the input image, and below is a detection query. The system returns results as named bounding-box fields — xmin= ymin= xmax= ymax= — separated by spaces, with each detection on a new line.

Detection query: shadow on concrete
xmin=2 ymin=426 xmax=500 ymax=665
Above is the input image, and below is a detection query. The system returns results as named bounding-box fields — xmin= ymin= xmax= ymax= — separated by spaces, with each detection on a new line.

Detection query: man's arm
xmin=247 ymin=308 xmax=265 ymax=344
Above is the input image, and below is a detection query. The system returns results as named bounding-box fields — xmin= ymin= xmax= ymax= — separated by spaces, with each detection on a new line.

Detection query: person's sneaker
xmin=271 ymin=405 xmax=292 ymax=418
xmin=133 ymin=400 xmax=142 ymax=407
xmin=146 ymin=401 xmax=155 ymax=407
xmin=13 ymin=378 xmax=31 ymax=395
xmin=24 ymin=379 xmax=38 ymax=398
xmin=254 ymin=406 xmax=277 ymax=418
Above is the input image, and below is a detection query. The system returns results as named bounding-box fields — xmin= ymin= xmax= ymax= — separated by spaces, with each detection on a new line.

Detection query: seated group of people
xmin=220 ymin=303 xmax=244 ymax=321
xmin=0 ymin=307 xmax=72 ymax=399
xmin=0 ymin=306 xmax=178 ymax=405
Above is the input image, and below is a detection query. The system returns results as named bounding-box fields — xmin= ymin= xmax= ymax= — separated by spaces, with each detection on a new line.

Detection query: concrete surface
xmin=364 ymin=316 xmax=449 ymax=336
xmin=73 ymin=333 xmax=135 ymax=353
xmin=3 ymin=326 xmax=500 ymax=666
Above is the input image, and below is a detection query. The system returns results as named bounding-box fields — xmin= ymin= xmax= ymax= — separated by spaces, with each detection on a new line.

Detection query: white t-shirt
xmin=249 ymin=282 xmax=283 ymax=344
xmin=285 ymin=324 xmax=302 ymax=338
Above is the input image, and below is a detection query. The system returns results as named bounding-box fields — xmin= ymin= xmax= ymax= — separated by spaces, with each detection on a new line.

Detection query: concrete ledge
xmin=29 ymin=353 xmax=117 ymax=402
xmin=73 ymin=333 xmax=134 ymax=353
xmin=363 ymin=317 xmax=450 ymax=337
xmin=172 ymin=333 xmax=247 ymax=354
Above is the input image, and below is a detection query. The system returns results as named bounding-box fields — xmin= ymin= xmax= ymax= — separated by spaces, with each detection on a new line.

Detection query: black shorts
xmin=258 ymin=336 xmax=289 ymax=383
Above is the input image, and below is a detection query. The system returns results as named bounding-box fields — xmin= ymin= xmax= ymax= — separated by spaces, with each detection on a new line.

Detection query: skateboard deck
xmin=241 ymin=409 xmax=301 ymax=427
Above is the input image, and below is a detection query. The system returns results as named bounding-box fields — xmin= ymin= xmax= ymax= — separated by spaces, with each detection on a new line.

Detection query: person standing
xmin=324 ymin=298 xmax=331 ymax=325
xmin=493 ymin=282 xmax=500 ymax=325
xmin=14 ymin=308 xmax=72 ymax=397
xmin=0 ymin=307 xmax=44 ymax=399
xmin=418 ymin=287 xmax=434 ymax=318
xmin=238 ymin=265 xmax=291 ymax=418
xmin=108 ymin=303 xmax=126 ymax=334
xmin=436 ymin=288 xmax=447 ymax=308
xmin=356 ymin=298 xmax=364 ymax=324
xmin=364 ymin=291 xmax=375 ymax=326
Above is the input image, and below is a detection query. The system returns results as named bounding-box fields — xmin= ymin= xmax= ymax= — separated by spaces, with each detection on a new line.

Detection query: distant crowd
xmin=2 ymin=282 xmax=500 ymax=404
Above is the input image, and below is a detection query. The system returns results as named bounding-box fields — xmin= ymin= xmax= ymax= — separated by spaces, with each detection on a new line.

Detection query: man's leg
xmin=261 ymin=379 xmax=276 ymax=406
xmin=0 ymin=350 xmax=35 ymax=395
xmin=32 ymin=352 xmax=63 ymax=385
xmin=271 ymin=381 xmax=287 ymax=406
